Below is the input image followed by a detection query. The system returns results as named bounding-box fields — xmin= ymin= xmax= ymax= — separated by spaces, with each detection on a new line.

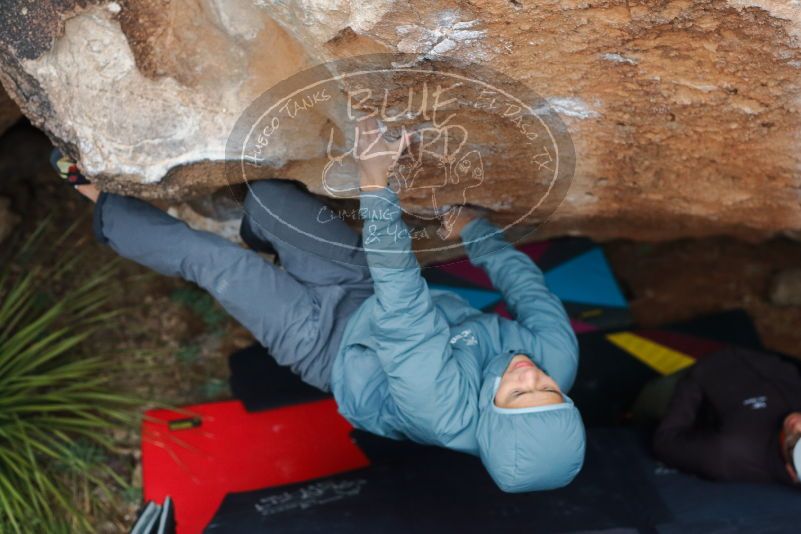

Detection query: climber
xmin=56 ymin=115 xmax=585 ymax=492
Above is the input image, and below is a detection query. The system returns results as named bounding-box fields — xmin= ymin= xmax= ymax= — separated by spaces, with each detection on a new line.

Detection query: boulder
xmin=0 ymin=0 xmax=799 ymax=243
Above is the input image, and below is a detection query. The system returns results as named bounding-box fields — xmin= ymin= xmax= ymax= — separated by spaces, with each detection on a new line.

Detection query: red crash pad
xmin=141 ymin=399 xmax=370 ymax=534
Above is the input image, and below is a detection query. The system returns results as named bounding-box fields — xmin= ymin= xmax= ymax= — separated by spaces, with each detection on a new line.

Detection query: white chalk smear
xmin=601 ymin=52 xmax=638 ymax=65
xmin=535 ymin=97 xmax=601 ymax=119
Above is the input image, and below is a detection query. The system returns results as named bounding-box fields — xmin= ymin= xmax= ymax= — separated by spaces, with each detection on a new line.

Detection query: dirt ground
xmin=2 ymin=120 xmax=801 ymax=530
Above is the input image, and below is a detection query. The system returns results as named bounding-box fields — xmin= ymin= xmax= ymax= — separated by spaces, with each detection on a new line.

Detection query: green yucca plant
xmin=0 ymin=221 xmax=138 ymax=532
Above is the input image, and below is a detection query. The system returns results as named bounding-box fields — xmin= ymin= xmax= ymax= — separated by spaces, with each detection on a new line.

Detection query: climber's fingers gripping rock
xmin=355 ymin=115 xmax=413 ymax=191
xmin=437 ymin=205 xmax=480 ymax=241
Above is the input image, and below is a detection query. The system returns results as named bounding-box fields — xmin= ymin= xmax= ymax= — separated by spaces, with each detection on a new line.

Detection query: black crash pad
xmin=206 ymin=428 xmax=801 ymax=533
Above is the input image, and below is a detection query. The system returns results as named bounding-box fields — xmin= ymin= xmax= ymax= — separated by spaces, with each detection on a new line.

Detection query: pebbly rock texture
xmin=0 ymin=0 xmax=799 ymax=243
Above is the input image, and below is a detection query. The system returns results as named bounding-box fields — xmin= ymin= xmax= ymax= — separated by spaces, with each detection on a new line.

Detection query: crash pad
xmin=141 ymin=400 xmax=369 ymax=534
xmin=205 ymin=428 xmax=801 ymax=533
xmin=423 ymin=236 xmax=631 ymax=332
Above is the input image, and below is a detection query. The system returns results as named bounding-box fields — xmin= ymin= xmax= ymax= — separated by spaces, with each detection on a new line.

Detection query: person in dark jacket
xmin=653 ymin=346 xmax=801 ymax=486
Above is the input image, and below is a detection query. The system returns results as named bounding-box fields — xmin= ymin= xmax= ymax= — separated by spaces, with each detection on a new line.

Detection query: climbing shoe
xmin=50 ymin=148 xmax=91 ymax=186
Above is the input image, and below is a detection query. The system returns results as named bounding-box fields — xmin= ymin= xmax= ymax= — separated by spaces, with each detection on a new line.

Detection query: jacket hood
xmin=476 ymin=352 xmax=586 ymax=492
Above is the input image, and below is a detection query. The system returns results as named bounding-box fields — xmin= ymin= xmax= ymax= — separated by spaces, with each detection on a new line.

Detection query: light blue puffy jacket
xmin=330 ymin=187 xmax=586 ymax=492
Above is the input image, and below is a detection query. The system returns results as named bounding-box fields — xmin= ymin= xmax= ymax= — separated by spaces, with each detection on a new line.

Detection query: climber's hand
xmin=450 ymin=207 xmax=478 ymax=238
xmin=355 ymin=115 xmax=412 ymax=191
xmin=75 ymin=184 xmax=100 ymax=203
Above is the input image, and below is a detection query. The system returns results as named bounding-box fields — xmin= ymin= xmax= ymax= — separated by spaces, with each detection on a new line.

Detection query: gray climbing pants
xmin=93 ymin=180 xmax=374 ymax=391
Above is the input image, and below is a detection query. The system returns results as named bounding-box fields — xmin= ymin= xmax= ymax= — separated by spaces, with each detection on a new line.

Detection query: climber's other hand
xmin=450 ymin=207 xmax=478 ymax=238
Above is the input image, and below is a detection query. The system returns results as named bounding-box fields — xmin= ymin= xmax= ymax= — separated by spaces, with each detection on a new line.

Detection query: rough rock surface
xmin=0 ymin=0 xmax=800 ymax=243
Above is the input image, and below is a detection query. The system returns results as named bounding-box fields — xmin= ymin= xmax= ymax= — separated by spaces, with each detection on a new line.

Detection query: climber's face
xmin=494 ymin=354 xmax=564 ymax=409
